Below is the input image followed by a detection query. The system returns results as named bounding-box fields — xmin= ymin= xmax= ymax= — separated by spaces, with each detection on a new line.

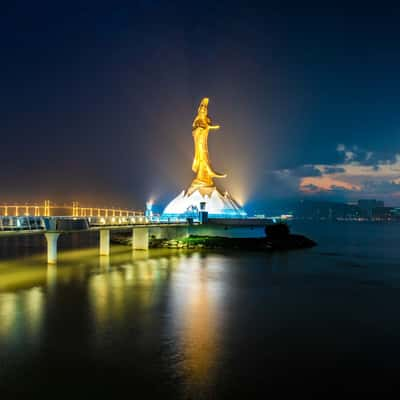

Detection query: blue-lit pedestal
xmin=161 ymin=187 xmax=247 ymax=222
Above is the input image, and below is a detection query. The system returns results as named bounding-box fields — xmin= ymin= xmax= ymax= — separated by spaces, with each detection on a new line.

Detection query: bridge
xmin=0 ymin=200 xmax=143 ymax=218
xmin=0 ymin=201 xmax=189 ymax=265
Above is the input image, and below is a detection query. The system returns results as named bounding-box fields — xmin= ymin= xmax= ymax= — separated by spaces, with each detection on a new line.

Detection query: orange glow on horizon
xmin=300 ymin=176 xmax=361 ymax=192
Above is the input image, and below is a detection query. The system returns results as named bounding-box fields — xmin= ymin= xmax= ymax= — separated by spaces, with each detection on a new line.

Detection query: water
xmin=1 ymin=223 xmax=400 ymax=396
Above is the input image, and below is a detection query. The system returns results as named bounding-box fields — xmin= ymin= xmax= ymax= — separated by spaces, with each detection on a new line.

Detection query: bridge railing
xmin=0 ymin=216 xmax=46 ymax=231
xmin=88 ymin=215 xmax=148 ymax=226
xmin=0 ymin=215 xmax=151 ymax=232
xmin=0 ymin=214 xmax=191 ymax=233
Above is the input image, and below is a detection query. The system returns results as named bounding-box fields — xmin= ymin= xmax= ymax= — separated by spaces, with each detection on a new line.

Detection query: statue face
xmin=198 ymin=98 xmax=209 ymax=116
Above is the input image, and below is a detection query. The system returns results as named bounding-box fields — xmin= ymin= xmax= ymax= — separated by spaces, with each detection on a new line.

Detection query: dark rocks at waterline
xmin=111 ymin=233 xmax=317 ymax=251
xmin=111 ymin=222 xmax=317 ymax=251
xmin=176 ymin=235 xmax=316 ymax=251
xmin=266 ymin=234 xmax=316 ymax=250
xmin=265 ymin=222 xmax=290 ymax=238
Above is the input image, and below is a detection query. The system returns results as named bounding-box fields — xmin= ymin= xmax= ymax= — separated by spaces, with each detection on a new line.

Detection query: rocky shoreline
xmin=112 ymin=223 xmax=316 ymax=251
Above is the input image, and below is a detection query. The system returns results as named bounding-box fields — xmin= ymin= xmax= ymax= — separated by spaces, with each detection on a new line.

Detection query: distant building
xmin=390 ymin=208 xmax=400 ymax=221
xmin=357 ymin=199 xmax=384 ymax=219
xmin=293 ymin=200 xmax=361 ymax=220
xmin=372 ymin=206 xmax=392 ymax=220
xmin=291 ymin=199 xmax=400 ymax=221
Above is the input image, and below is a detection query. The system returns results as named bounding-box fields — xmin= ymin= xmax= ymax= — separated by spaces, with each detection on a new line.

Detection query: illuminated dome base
xmin=161 ymin=186 xmax=247 ymax=221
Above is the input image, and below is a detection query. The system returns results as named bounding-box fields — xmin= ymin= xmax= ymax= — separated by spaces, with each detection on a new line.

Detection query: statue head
xmin=197 ymin=97 xmax=209 ymax=117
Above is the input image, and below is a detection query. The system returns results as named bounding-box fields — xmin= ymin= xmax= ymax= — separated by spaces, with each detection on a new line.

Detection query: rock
xmin=266 ymin=234 xmax=316 ymax=250
xmin=265 ymin=223 xmax=290 ymax=238
xmin=112 ymin=231 xmax=316 ymax=252
xmin=181 ymin=234 xmax=316 ymax=251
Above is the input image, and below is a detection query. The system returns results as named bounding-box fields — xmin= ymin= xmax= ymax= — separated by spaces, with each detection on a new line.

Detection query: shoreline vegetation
xmin=112 ymin=223 xmax=317 ymax=251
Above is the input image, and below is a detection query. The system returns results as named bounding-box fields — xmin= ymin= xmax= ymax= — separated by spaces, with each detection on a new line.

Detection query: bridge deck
xmin=0 ymin=223 xmax=189 ymax=237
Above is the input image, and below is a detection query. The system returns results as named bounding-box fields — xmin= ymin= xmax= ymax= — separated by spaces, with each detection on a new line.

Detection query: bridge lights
xmin=44 ymin=200 xmax=50 ymax=217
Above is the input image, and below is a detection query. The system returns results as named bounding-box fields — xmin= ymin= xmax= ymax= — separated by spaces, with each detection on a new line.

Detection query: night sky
xmin=2 ymin=2 xmax=400 ymax=212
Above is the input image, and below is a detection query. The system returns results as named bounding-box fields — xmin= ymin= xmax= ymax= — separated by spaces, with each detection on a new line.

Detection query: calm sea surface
xmin=1 ymin=222 xmax=400 ymax=396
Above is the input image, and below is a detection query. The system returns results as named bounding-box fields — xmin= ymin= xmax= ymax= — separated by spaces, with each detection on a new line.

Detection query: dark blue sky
xmin=2 ymin=1 xmax=400 ymax=210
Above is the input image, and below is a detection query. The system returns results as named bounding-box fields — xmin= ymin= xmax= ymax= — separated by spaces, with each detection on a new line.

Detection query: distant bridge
xmin=0 ymin=200 xmax=143 ymax=218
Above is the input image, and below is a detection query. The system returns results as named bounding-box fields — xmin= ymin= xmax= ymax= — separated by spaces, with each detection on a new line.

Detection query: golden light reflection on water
xmin=169 ymin=253 xmax=225 ymax=393
xmin=0 ymin=293 xmax=17 ymax=340
xmin=23 ymin=287 xmax=44 ymax=339
xmin=0 ymin=245 xmax=226 ymax=396
xmin=87 ymin=251 xmax=183 ymax=346
xmin=0 ymin=287 xmax=44 ymax=347
xmin=0 ymin=246 xmax=184 ymax=351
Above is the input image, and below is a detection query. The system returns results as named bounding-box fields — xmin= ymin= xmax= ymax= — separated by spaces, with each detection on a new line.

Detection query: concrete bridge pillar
xmin=99 ymin=229 xmax=110 ymax=256
xmin=44 ymin=232 xmax=60 ymax=264
xmin=132 ymin=227 xmax=149 ymax=250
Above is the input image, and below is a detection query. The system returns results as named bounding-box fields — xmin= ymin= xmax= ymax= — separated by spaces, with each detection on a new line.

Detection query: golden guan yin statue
xmin=189 ymin=97 xmax=226 ymax=193
xmin=161 ymin=98 xmax=247 ymax=220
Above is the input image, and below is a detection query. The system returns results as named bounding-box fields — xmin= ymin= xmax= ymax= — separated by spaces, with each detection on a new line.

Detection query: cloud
xmin=366 ymin=152 xmax=373 ymax=161
xmin=290 ymin=165 xmax=322 ymax=177
xmin=336 ymin=144 xmax=345 ymax=152
xmin=361 ymin=180 xmax=400 ymax=195
xmin=337 ymin=143 xmax=355 ymax=162
xmin=323 ymin=166 xmax=346 ymax=174
xmin=300 ymin=183 xmax=320 ymax=192
xmin=269 ymin=144 xmax=400 ymax=204
xmin=344 ymin=151 xmax=355 ymax=162
xmin=300 ymin=176 xmax=360 ymax=192
xmin=336 ymin=144 xmax=378 ymax=165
